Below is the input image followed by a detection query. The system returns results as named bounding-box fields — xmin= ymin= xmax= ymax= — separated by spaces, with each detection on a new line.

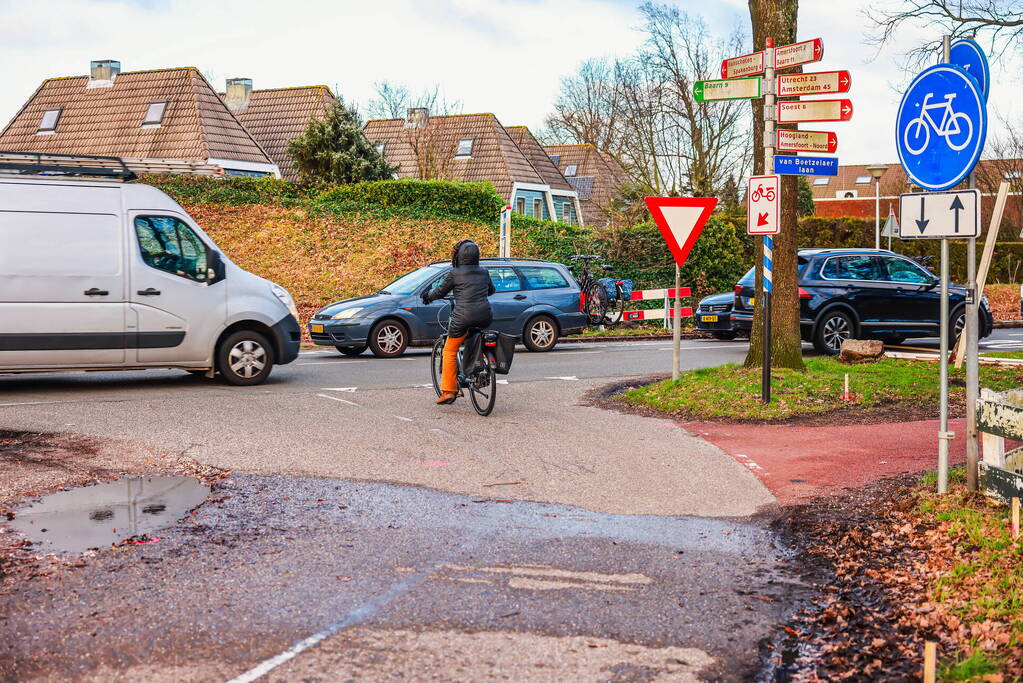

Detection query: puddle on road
xmin=6 ymin=476 xmax=210 ymax=553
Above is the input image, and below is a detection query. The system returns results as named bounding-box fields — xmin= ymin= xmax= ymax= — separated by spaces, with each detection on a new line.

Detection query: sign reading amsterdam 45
xmin=776 ymin=71 xmax=850 ymax=97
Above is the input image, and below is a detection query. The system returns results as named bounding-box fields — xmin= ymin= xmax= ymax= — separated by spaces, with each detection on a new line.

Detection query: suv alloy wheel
xmin=813 ymin=310 xmax=854 ymax=356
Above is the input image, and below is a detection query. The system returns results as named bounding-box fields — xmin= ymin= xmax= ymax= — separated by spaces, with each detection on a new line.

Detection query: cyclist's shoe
xmin=436 ymin=391 xmax=458 ymax=405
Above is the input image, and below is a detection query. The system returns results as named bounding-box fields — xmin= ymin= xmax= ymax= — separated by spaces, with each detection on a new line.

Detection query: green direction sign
xmin=693 ymin=77 xmax=762 ymax=102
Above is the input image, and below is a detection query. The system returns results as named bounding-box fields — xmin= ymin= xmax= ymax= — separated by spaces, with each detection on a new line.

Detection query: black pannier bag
xmin=489 ymin=331 xmax=515 ymax=375
xmin=461 ymin=330 xmax=484 ymax=375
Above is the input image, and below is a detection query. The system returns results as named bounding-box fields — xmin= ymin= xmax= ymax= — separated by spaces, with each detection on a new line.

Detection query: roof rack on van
xmin=0 ymin=151 xmax=137 ymax=181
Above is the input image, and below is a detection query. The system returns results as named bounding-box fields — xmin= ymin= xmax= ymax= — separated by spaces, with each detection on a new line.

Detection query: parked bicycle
xmin=430 ymin=298 xmax=510 ymax=416
xmin=567 ymin=255 xmax=630 ymax=328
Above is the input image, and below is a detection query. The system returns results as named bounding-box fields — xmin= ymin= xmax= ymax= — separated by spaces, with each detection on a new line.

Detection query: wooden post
xmin=1013 ymin=497 xmax=1020 ymax=540
xmin=923 ymin=642 xmax=937 ymax=683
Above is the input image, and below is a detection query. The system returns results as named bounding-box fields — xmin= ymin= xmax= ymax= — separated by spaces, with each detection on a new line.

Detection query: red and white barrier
xmin=620 ymin=286 xmax=693 ymax=324
xmin=623 ymin=307 xmax=693 ymax=322
xmin=629 ymin=287 xmax=691 ymax=301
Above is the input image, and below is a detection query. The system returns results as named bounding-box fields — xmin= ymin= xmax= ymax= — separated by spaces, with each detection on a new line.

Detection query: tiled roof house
xmin=0 ymin=60 xmax=278 ymax=177
xmin=221 ymin=79 xmax=336 ymax=182
xmin=504 ymin=125 xmax=580 ymax=224
xmin=364 ymin=110 xmax=583 ymax=224
xmin=543 ymin=143 xmax=629 ymax=226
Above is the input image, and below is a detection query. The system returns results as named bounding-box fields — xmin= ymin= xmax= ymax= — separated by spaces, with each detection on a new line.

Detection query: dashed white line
xmin=316 ymin=393 xmax=360 ymax=407
xmin=546 ymin=376 xmax=579 ymax=381
xmin=393 ymin=415 xmax=414 ymax=422
xmin=321 ymin=387 xmax=358 ymax=392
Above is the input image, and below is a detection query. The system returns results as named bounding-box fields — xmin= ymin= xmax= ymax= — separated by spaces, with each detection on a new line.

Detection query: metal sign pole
xmin=936 ymin=35 xmax=953 ymax=494
xmin=965 ymin=171 xmax=979 ymax=491
xmin=672 ymin=265 xmax=681 ymax=381
xmin=761 ymin=38 xmax=776 ymax=404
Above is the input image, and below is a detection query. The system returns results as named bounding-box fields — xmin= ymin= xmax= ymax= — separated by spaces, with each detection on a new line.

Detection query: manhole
xmin=6 ymin=476 xmax=210 ymax=553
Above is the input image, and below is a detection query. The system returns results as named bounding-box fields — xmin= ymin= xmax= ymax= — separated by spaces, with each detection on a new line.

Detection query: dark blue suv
xmin=309 ymin=258 xmax=587 ymax=357
xmin=732 ymin=248 xmax=993 ymax=355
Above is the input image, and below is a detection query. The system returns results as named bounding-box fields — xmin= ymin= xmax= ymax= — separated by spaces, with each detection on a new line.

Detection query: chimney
xmin=405 ymin=107 xmax=428 ymax=129
xmin=88 ymin=60 xmax=120 ymax=88
xmin=225 ymin=78 xmax=252 ymax=111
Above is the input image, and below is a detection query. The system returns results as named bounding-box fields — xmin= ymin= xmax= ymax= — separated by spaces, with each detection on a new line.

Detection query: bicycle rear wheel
xmin=584 ymin=283 xmax=609 ymax=326
xmin=430 ymin=337 xmax=445 ymax=397
xmin=603 ymin=286 xmax=627 ymax=328
xmin=468 ymin=355 xmax=497 ymax=416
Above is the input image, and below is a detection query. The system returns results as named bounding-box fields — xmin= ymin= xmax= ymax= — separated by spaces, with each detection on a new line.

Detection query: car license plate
xmin=311 ymin=324 xmax=324 ymax=333
xmin=702 ymin=315 xmax=718 ymax=323
xmin=748 ymin=298 xmax=755 ymax=307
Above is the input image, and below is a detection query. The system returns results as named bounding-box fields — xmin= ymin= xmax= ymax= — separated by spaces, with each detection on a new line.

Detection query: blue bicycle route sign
xmin=896 ymin=64 xmax=987 ymax=191
xmin=773 ymin=155 xmax=838 ymax=176
xmin=949 ymin=38 xmax=990 ymax=100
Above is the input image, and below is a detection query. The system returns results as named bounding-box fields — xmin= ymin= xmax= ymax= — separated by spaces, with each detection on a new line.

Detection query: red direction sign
xmin=747 ymin=176 xmax=780 ymax=235
xmin=775 ymin=38 xmax=824 ymax=69
xmin=721 ymin=50 xmax=765 ymax=79
xmin=777 ymin=99 xmax=853 ymax=123
xmin=777 ymin=70 xmax=851 ymax=97
xmin=644 ymin=197 xmax=718 ymax=267
xmin=776 ymin=130 xmax=838 ymax=154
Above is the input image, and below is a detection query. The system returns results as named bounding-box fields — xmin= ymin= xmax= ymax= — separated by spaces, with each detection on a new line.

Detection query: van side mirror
xmin=207 ymin=251 xmax=226 ymax=284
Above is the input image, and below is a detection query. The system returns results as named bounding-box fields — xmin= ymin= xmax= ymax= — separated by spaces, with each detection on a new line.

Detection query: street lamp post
xmin=866 ymin=164 xmax=888 ymax=250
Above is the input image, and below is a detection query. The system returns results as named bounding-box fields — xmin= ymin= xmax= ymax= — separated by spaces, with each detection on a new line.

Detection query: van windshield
xmin=380 ymin=265 xmax=445 ymax=295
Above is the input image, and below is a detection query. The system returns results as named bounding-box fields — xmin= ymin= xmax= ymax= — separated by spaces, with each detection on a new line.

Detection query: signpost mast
xmin=761 ymin=38 xmax=776 ymax=404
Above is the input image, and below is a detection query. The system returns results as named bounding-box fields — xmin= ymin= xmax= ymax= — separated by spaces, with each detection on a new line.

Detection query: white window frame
xmin=564 ymin=164 xmax=578 ymax=177
xmin=854 ymin=175 xmax=871 ymax=185
xmin=376 ymin=142 xmax=386 ymax=156
xmin=142 ymin=100 xmax=168 ymax=128
xmin=455 ymin=138 xmax=473 ymax=158
xmin=812 ymin=177 xmax=830 ymax=186
xmin=532 ymin=198 xmax=543 ymax=218
xmin=37 ymin=108 xmax=62 ymax=134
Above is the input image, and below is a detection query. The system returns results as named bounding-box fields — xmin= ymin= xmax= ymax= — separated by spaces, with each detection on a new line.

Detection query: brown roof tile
xmin=0 ymin=67 xmax=272 ymax=168
xmin=543 ymin=143 xmax=627 ymax=225
xmin=228 ymin=86 xmax=335 ymax=181
xmin=505 ymin=126 xmax=573 ymax=191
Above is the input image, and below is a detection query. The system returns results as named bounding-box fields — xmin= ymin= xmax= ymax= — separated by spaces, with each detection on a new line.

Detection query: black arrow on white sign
xmin=950 ymin=195 xmax=965 ymax=233
xmin=916 ymin=196 xmax=929 ymax=234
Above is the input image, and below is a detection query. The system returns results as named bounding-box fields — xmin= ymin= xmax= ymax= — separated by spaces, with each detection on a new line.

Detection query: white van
xmin=0 ymin=155 xmax=300 ymax=385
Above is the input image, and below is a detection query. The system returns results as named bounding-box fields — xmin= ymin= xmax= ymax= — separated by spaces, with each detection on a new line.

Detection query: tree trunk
xmin=744 ymin=0 xmax=805 ymax=371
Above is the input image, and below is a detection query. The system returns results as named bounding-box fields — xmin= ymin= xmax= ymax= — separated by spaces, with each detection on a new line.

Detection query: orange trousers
xmin=441 ymin=334 xmax=465 ymax=393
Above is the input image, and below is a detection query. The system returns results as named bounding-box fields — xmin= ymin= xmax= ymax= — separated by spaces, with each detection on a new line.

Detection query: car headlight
xmin=331 ymin=307 xmax=365 ymax=319
xmin=269 ymin=284 xmax=299 ymax=320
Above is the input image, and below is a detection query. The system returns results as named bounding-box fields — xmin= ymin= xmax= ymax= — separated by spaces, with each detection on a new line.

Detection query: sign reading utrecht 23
xmin=896 ymin=64 xmax=987 ymax=191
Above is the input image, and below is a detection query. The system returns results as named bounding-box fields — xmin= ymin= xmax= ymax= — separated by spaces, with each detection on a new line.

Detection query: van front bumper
xmin=271 ymin=315 xmax=301 ymax=364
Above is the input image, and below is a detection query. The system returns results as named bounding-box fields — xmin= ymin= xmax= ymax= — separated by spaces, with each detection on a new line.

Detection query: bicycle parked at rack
xmin=567 ymin=255 xmax=630 ymax=328
xmin=430 ymin=298 xmax=505 ymax=416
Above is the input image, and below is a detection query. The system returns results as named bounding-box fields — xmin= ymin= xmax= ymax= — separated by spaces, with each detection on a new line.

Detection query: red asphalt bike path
xmin=682 ymin=418 xmax=988 ymax=504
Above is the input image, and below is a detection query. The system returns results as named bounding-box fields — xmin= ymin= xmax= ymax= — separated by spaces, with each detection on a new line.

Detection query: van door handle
xmin=513 ymin=294 xmax=527 ymax=300
xmin=84 ymin=288 xmax=109 ymax=296
xmin=137 ymin=288 xmax=161 ymax=296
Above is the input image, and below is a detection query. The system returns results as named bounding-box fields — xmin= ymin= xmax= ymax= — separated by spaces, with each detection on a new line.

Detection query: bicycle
xmin=568 ymin=255 xmax=627 ymax=328
xmin=430 ymin=298 xmax=498 ymax=416
xmin=750 ymin=184 xmax=775 ymax=202
xmin=903 ymin=92 xmax=974 ymax=155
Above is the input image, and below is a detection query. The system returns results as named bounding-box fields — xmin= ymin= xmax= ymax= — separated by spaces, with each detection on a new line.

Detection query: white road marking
xmin=546 ymin=376 xmax=579 ymax=381
xmin=321 ymin=387 xmax=358 ymax=392
xmin=393 ymin=415 xmax=414 ymax=422
xmin=316 ymin=393 xmax=360 ymax=407
xmin=555 ymin=351 xmax=603 ymax=355
xmin=497 ymin=380 xmax=509 ymax=385
xmin=297 ymin=360 xmax=369 ymax=365
xmin=0 ymin=401 xmax=63 ymax=407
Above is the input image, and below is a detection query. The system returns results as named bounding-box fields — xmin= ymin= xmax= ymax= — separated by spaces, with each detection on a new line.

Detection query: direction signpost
xmin=774 ymin=155 xmax=838 ymax=176
xmin=776 ymin=130 xmax=838 ymax=153
xmin=721 ymin=51 xmax=765 ymax=79
xmin=776 ymin=70 xmax=850 ymax=97
xmin=644 ymin=197 xmax=718 ymax=381
xmin=693 ymin=77 xmax=762 ymax=102
xmin=896 ymin=36 xmax=988 ymax=494
xmin=775 ymin=38 xmax=823 ymax=69
xmin=777 ymin=99 xmax=853 ymax=123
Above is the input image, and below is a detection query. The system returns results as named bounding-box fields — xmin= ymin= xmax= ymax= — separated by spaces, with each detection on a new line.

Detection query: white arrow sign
xmin=898 ymin=190 xmax=980 ymax=239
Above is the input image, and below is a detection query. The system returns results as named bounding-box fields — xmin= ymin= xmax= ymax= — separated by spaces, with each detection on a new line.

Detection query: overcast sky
xmin=0 ymin=0 xmax=1017 ymax=167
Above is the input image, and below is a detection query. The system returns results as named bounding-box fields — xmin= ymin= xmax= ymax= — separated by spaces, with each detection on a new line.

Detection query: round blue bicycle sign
xmin=896 ymin=64 xmax=987 ymax=191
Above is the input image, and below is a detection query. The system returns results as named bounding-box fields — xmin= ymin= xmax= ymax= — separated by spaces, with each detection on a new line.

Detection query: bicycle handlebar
xmin=569 ymin=254 xmax=602 ymax=261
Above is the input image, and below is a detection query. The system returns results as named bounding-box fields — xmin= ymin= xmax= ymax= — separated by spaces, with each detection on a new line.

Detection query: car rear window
xmin=519 ymin=266 xmax=569 ymax=290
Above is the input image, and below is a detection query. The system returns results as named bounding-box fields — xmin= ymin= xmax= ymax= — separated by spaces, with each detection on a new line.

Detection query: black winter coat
xmin=425 ymin=242 xmax=494 ymax=337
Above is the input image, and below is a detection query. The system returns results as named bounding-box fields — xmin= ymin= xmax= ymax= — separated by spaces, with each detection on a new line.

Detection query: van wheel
xmin=813 ymin=310 xmax=854 ymax=356
xmin=369 ymin=320 xmax=408 ymax=358
xmin=336 ymin=344 xmax=368 ymax=356
xmin=523 ymin=315 xmax=558 ymax=352
xmin=218 ymin=331 xmax=273 ymax=385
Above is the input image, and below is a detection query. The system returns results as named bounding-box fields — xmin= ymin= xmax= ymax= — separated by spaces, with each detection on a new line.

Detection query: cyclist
xmin=422 ymin=239 xmax=494 ymax=405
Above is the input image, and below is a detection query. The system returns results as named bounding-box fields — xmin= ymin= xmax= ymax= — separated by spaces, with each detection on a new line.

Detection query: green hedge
xmin=316 ymin=179 xmax=504 ymax=223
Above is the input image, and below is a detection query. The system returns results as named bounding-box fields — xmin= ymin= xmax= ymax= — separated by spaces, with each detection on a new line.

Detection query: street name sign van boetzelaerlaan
xmin=777 ymin=99 xmax=853 ymax=123
xmin=776 ymin=130 xmax=838 ymax=153
xmin=776 ymin=70 xmax=850 ymax=97
xmin=693 ymin=77 xmax=762 ymax=102
xmin=773 ymin=155 xmax=839 ymax=176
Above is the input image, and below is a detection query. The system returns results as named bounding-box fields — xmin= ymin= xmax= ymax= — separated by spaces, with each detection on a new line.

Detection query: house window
xmin=142 ymin=101 xmax=168 ymax=127
xmin=376 ymin=142 xmax=386 ymax=156
xmin=564 ymin=164 xmax=578 ymax=177
xmin=515 ymin=197 xmax=526 ymax=214
xmin=813 ymin=177 xmax=830 ymax=186
xmin=533 ymin=198 xmax=543 ymax=218
xmin=455 ymin=138 xmax=473 ymax=157
xmin=854 ymin=175 xmax=872 ymax=185
xmin=549 ymin=154 xmax=560 ymax=166
xmin=37 ymin=108 xmax=62 ymax=133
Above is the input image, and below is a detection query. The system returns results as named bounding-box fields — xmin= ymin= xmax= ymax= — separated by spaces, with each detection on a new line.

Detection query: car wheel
xmin=217 ymin=330 xmax=273 ymax=386
xmin=712 ymin=330 xmax=738 ymax=341
xmin=336 ymin=344 xmax=368 ymax=356
xmin=952 ymin=310 xmax=966 ymax=344
xmin=813 ymin=310 xmax=854 ymax=356
xmin=523 ymin=315 xmax=558 ymax=352
xmin=369 ymin=320 xmax=408 ymax=358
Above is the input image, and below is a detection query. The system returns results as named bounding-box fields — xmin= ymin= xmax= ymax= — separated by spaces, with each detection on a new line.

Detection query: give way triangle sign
xmin=644 ymin=197 xmax=719 ymax=268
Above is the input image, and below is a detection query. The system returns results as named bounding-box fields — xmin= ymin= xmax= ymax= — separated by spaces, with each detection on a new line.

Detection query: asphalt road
xmin=2 ymin=330 xmax=1021 ymax=680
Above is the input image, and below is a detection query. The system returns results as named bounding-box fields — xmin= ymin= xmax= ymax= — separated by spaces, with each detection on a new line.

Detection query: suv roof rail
xmin=427 ymin=256 xmax=552 ymax=266
xmin=0 ymin=151 xmax=137 ymax=181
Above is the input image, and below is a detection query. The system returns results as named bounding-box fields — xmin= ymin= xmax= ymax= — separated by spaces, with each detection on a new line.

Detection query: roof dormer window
xmin=37 ymin=108 xmax=62 ymax=134
xmin=813 ymin=177 xmax=830 ymax=186
xmin=142 ymin=100 xmax=168 ymax=128
xmin=564 ymin=164 xmax=578 ymax=177
xmin=455 ymin=138 xmax=473 ymax=158
xmin=854 ymin=175 xmax=872 ymax=185
xmin=376 ymin=142 xmax=386 ymax=155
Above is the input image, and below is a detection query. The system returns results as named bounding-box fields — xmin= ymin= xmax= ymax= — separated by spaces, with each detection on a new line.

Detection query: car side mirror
xmin=207 ymin=251 xmax=226 ymax=284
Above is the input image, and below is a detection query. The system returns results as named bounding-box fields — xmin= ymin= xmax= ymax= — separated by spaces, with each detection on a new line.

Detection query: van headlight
xmin=331 ymin=307 xmax=364 ymax=319
xmin=270 ymin=284 xmax=299 ymax=319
